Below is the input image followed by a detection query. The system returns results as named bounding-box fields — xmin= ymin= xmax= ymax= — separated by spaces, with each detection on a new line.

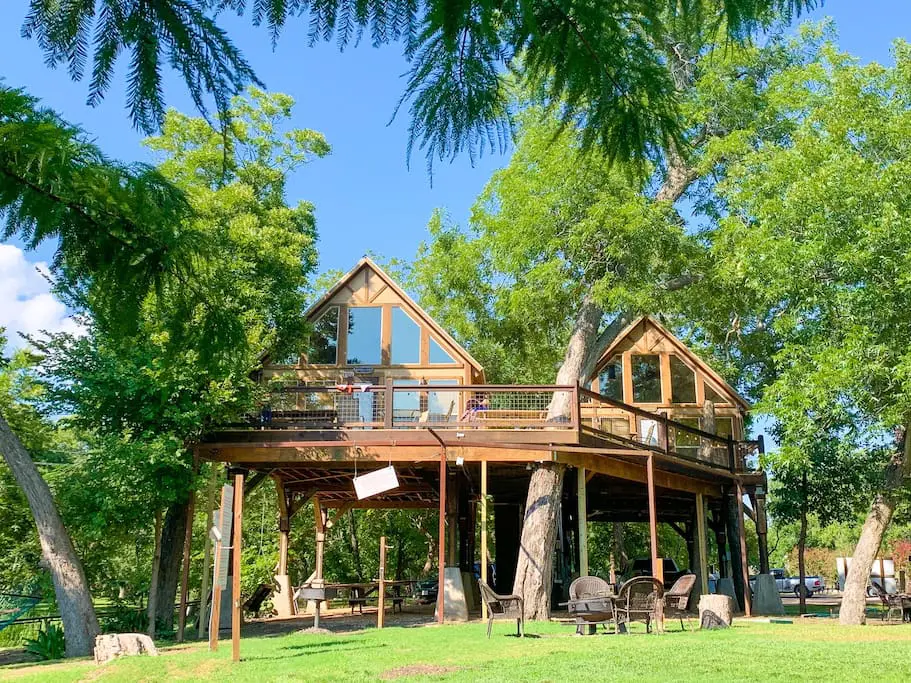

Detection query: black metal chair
xmin=478 ymin=580 xmax=524 ymax=638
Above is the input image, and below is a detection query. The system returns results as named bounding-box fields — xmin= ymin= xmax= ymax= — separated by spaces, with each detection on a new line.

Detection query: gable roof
xmin=306 ymin=257 xmax=484 ymax=373
xmin=594 ymin=315 xmax=750 ymax=411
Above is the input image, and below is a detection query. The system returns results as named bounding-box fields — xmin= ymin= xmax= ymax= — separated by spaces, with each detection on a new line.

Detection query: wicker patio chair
xmin=615 ymin=576 xmax=664 ymax=634
xmin=568 ymin=576 xmax=615 ymax=634
xmin=663 ymin=574 xmax=697 ymax=630
xmin=478 ymin=580 xmax=524 ymax=638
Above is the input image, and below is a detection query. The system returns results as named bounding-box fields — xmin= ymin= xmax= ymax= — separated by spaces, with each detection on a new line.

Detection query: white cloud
xmin=0 ymin=244 xmax=83 ymax=351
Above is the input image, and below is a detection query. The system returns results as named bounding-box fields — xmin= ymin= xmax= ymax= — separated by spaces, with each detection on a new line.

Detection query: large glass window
xmin=675 ymin=418 xmax=700 ymax=457
xmin=704 ymin=382 xmax=727 ymax=404
xmin=429 ymin=337 xmax=456 ymax=364
xmin=392 ymin=379 xmax=421 ymax=424
xmin=597 ymin=356 xmax=623 ymax=400
xmin=427 ymin=379 xmax=459 ymax=422
xmin=714 ymin=417 xmax=734 ymax=439
xmin=670 ymin=355 xmax=696 ymax=403
xmin=346 ymin=307 xmax=382 ymax=365
xmin=307 ymin=307 xmax=339 ymax=364
xmin=631 ymin=354 xmax=662 ymax=403
xmin=391 ymin=306 xmax=421 ymax=364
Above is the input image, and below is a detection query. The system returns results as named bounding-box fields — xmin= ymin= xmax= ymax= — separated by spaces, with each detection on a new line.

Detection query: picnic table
xmin=327 ymin=581 xmax=416 ymax=614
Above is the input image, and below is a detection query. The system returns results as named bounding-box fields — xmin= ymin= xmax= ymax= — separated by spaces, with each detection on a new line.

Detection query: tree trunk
xmin=348 ymin=510 xmax=364 ymax=581
xmin=0 ymin=414 xmax=100 ymax=658
xmin=547 ymin=292 xmax=603 ymax=419
xmin=798 ymin=473 xmax=808 ymax=615
xmin=147 ymin=509 xmax=163 ymax=638
xmin=839 ymin=424 xmax=910 ymax=625
xmin=612 ymin=522 xmax=627 ymax=575
xmin=154 ymin=500 xmax=190 ymax=630
xmin=513 ymin=463 xmax=565 ymax=620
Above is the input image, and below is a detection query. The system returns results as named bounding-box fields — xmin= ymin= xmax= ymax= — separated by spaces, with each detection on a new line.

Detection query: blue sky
xmin=1 ymin=1 xmax=909 ymax=350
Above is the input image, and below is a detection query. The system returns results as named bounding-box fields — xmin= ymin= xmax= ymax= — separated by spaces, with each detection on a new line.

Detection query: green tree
xmin=20 ymin=1 xmax=816 ymax=165
xmin=706 ymin=35 xmax=911 ymax=624
xmin=407 ymin=19 xmax=830 ymax=617
xmin=764 ymin=425 xmax=879 ymax=613
xmin=0 ymin=85 xmax=198 ymax=657
xmin=36 ymin=87 xmax=328 ymax=633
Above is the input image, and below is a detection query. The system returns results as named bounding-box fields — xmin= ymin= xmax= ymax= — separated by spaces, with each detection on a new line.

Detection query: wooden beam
xmin=378 ymin=535 xmax=387 ymax=629
xmin=243 ymin=469 xmax=272 ymax=496
xmin=231 ymin=471 xmax=245 ymax=662
xmin=647 ymin=454 xmax=663 ymax=585
xmin=735 ymin=481 xmax=752 ymax=617
xmin=481 ymin=458 xmax=488 ymax=620
xmin=696 ymin=493 xmax=709 ymax=595
xmin=667 ymin=521 xmax=687 ymax=539
xmin=313 ymin=496 xmax=326 ymax=585
xmin=578 ymin=466 xmax=589 ymax=577
xmin=198 ymin=465 xmax=218 ymax=640
xmin=274 ymin=476 xmax=290 ymax=577
xmin=437 ymin=447 xmax=446 ymax=624
xmin=325 ymin=502 xmax=354 ymax=528
xmin=209 ymin=485 xmax=227 ymax=652
xmin=556 ymin=451 xmax=720 ymax=497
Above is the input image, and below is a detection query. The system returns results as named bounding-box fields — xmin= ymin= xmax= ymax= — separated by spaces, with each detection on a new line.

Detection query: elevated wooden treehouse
xmin=198 ymin=258 xmax=769 ymax=625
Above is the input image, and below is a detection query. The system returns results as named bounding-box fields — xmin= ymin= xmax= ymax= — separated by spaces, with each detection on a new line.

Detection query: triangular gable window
xmin=429 ymin=338 xmax=456 ymax=364
xmin=704 ymin=382 xmax=727 ymax=404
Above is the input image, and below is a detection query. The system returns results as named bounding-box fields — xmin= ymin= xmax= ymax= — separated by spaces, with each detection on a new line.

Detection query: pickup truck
xmin=750 ymin=568 xmax=826 ymax=598
xmin=629 ymin=558 xmax=689 ymax=586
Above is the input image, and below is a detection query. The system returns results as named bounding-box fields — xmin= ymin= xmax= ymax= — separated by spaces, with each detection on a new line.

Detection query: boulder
xmin=94 ymin=633 xmax=158 ymax=665
xmin=698 ymin=594 xmax=734 ymax=630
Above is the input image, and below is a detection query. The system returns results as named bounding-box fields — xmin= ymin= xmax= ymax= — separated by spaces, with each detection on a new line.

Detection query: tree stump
xmin=698 ymin=594 xmax=734 ymax=629
xmin=94 ymin=633 xmax=158 ymax=665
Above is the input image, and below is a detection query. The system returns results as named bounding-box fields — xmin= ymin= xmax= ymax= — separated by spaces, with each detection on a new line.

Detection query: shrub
xmin=24 ymin=623 xmax=66 ymax=660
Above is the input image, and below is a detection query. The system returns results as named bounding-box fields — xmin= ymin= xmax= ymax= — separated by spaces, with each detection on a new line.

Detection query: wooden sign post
xmin=231 ymin=471 xmax=245 ymax=662
xmin=208 ymin=483 xmax=234 ymax=652
xmin=377 ymin=535 xmax=387 ymax=629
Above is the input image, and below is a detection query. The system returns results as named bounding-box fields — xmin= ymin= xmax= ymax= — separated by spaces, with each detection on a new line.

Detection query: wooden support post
xmin=438 ymin=447 xmax=447 ymax=624
xmin=696 ymin=493 xmax=709 ymax=596
xmin=208 ymin=497 xmax=225 ymax=652
xmin=176 ymin=483 xmax=196 ymax=643
xmin=752 ymin=492 xmax=770 ymax=575
xmin=481 ymin=458 xmax=488 ymax=620
xmin=273 ymin=475 xmax=294 ymax=618
xmin=232 ymin=470 xmax=245 ymax=662
xmin=735 ymin=481 xmax=752 ymax=617
xmin=378 ymin=535 xmax=387 ymax=629
xmin=577 ymin=467 xmax=588 ymax=577
xmin=646 ymin=454 xmax=663 ymax=585
xmin=199 ymin=465 xmax=217 ymax=640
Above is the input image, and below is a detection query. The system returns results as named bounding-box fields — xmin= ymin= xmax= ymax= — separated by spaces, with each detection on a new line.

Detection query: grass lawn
xmin=3 ymin=619 xmax=911 ymax=682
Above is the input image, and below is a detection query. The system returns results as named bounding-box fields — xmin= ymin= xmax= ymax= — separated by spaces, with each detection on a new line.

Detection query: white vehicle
xmin=750 ymin=568 xmax=826 ymax=598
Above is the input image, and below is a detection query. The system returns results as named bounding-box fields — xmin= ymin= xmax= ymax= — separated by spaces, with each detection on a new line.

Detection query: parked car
xmin=629 ymin=558 xmax=689 ymax=586
xmin=749 ymin=568 xmax=826 ymax=598
xmin=413 ymin=579 xmax=438 ymax=605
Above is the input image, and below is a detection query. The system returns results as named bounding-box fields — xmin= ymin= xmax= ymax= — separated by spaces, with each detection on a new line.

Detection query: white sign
xmin=353 ymin=465 xmax=399 ymax=500
xmin=214 ymin=484 xmax=234 ymax=590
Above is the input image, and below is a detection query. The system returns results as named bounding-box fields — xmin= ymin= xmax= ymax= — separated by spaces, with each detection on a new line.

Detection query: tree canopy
xmin=20 ymin=1 xmax=818 ymax=167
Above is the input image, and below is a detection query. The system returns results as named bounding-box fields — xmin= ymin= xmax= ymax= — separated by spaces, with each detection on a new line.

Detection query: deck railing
xmin=256 ymin=383 xmax=577 ymax=431
xmin=578 ymin=388 xmax=736 ymax=471
xmin=246 ymin=383 xmax=746 ymax=473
